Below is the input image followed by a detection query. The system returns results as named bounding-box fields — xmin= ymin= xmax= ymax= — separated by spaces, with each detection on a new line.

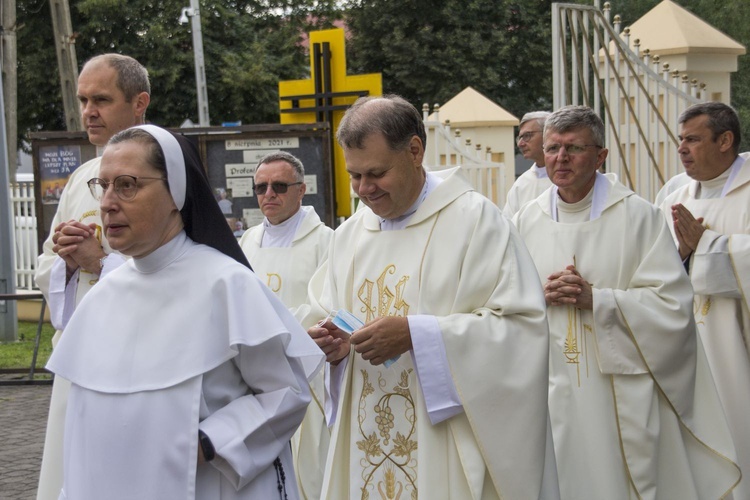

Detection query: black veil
xmin=136 ymin=125 xmax=252 ymax=270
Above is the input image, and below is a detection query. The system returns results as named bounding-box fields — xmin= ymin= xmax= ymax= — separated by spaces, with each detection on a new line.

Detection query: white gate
xmin=552 ymin=1 xmax=705 ymax=202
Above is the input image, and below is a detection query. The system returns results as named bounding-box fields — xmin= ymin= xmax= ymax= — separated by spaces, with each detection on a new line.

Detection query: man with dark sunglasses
xmin=238 ymin=150 xmax=332 ymax=499
xmin=239 ymin=150 xmax=332 ymax=311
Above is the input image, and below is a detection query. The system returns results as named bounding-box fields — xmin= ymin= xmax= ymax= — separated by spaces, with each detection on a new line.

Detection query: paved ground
xmin=0 ymin=383 xmax=51 ymax=500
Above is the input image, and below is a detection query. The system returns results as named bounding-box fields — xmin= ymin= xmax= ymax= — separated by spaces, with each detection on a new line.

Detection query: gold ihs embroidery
xmin=358 ymin=264 xmax=410 ymax=323
xmin=356 ymin=369 xmax=417 ymax=500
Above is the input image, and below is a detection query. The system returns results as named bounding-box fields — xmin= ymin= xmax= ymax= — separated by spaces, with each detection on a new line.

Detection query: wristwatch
xmin=198 ymin=430 xmax=215 ymax=462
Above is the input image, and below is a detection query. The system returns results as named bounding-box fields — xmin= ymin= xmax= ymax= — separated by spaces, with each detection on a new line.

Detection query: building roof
xmin=626 ymin=0 xmax=745 ymax=56
xmin=427 ymin=86 xmax=518 ymax=127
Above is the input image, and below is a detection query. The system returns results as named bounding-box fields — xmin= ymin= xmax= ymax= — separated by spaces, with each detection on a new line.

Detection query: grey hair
xmin=679 ymin=102 xmax=741 ymax=155
xmin=337 ymin=95 xmax=427 ymax=151
xmin=544 ymin=105 xmax=605 ymax=146
xmin=83 ymin=54 xmax=151 ymax=102
xmin=256 ymin=151 xmax=305 ymax=182
xmin=519 ymin=111 xmax=551 ymax=129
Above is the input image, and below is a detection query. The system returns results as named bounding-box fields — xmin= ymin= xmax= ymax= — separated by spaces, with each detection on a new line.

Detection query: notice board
xmin=30 ymin=123 xmax=334 ymax=250
xmin=29 ymin=131 xmax=97 ymax=250
xmin=187 ymin=122 xmax=335 ymax=231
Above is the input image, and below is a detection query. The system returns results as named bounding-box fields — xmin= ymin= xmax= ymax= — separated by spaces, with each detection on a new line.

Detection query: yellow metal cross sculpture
xmin=279 ymin=28 xmax=382 ymax=218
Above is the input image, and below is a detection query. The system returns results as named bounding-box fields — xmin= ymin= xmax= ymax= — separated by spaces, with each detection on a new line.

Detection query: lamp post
xmin=179 ymin=0 xmax=210 ymax=127
xmin=0 ymin=66 xmax=18 ymax=341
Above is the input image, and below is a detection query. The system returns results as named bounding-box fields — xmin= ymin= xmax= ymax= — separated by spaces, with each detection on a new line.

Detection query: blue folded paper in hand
xmin=325 ymin=309 xmax=401 ymax=368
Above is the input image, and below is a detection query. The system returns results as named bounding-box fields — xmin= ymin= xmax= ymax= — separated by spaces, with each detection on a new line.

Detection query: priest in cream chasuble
xmin=239 ymin=151 xmax=333 ymax=500
xmin=35 ymin=53 xmax=149 ymax=500
xmin=660 ymin=102 xmax=750 ymax=499
xmin=503 ymin=111 xmax=552 ymax=218
xmin=239 ymin=151 xmax=333 ymax=313
xmin=241 ymin=205 xmax=331 ymax=311
xmin=307 ymin=167 xmax=555 ymax=499
xmin=304 ymin=95 xmax=557 ymax=500
xmin=515 ymin=106 xmax=739 ymax=500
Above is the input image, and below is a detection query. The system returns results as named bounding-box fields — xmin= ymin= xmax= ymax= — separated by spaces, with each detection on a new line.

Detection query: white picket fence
xmin=422 ymin=104 xmax=509 ymax=207
xmin=10 ymin=181 xmax=39 ymax=291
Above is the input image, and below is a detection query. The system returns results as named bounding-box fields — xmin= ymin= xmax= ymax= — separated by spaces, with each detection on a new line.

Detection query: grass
xmin=0 ymin=321 xmax=55 ymax=370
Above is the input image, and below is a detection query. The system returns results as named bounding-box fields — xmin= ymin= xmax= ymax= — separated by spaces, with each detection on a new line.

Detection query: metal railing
xmin=552 ymin=1 xmax=704 ymax=202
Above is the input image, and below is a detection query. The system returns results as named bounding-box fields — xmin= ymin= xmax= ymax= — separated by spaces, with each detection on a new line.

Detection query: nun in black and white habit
xmin=47 ymin=124 xmax=324 ymax=500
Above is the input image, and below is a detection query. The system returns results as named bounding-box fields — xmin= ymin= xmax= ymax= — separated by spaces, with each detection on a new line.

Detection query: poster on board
xmin=30 ymin=131 xmax=96 ymax=249
xmin=38 ymin=145 xmax=82 ymax=205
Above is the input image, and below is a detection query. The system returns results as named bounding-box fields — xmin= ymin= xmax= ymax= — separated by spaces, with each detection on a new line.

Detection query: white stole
xmin=550 ymin=171 xmax=610 ymax=222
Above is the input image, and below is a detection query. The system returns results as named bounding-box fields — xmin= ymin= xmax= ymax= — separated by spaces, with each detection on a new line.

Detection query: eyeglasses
xmin=543 ymin=144 xmax=602 ymax=155
xmin=516 ymin=131 xmax=540 ymax=143
xmin=253 ymin=181 xmax=302 ymax=196
xmin=87 ymin=175 xmax=166 ymax=201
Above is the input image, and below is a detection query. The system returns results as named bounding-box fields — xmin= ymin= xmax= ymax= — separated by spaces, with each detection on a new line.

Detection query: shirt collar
xmin=380 ymin=171 xmax=442 ymax=231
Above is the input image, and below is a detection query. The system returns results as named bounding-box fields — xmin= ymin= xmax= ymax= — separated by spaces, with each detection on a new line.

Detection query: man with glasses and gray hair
xmin=503 ymin=111 xmax=551 ymax=218
xmin=34 ymin=53 xmax=151 ymax=500
xmin=513 ymin=104 xmax=739 ymax=499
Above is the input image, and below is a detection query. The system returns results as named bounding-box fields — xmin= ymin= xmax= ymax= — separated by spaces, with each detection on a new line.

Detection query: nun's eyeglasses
xmin=253 ymin=181 xmax=302 ymax=196
xmin=87 ymin=175 xmax=166 ymax=201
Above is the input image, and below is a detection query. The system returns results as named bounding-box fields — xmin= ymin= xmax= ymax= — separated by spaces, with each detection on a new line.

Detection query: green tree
xmin=343 ymin=0 xmax=555 ymax=119
xmin=16 ymin=0 xmax=749 ymax=152
xmin=343 ymin=0 xmax=749 ymax=151
xmin=16 ymin=0 xmax=341 ymax=149
xmin=17 ymin=0 xmax=67 ymax=143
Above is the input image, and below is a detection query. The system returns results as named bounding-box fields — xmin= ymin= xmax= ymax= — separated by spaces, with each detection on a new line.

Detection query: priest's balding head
xmin=337 ymin=95 xmax=428 ymax=220
xmin=78 ymin=54 xmax=151 ymax=148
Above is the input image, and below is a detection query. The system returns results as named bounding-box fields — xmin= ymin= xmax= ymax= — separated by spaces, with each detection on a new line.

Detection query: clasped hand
xmin=671 ymin=203 xmax=705 ymax=260
xmin=307 ymin=316 xmax=412 ymax=366
xmin=52 ymin=220 xmax=104 ymax=276
xmin=544 ymin=265 xmax=593 ymax=310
